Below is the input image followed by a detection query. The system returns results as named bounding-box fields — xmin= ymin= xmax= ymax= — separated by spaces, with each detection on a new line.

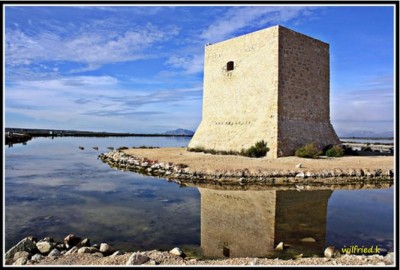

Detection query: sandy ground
xmin=123 ymin=147 xmax=394 ymax=174
xmin=32 ymin=250 xmax=394 ymax=266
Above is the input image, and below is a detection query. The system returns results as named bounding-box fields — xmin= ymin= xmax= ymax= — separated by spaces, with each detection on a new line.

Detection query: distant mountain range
xmin=165 ymin=128 xmax=195 ymax=136
xmin=338 ymin=130 xmax=394 ymax=138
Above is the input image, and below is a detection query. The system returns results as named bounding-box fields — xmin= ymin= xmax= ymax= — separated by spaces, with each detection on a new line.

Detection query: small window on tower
xmin=227 ymin=61 xmax=234 ymax=71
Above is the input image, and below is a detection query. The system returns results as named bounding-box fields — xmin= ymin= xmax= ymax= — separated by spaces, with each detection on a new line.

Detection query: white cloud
xmin=200 ymin=6 xmax=313 ymax=43
xmin=165 ymin=54 xmax=204 ymax=74
xmin=331 ymin=75 xmax=394 ymax=132
xmin=163 ymin=6 xmax=314 ymax=75
xmin=14 ymin=76 xmax=119 ymax=89
xmin=5 ymin=75 xmax=202 ymax=132
xmin=5 ymin=21 xmax=179 ymax=72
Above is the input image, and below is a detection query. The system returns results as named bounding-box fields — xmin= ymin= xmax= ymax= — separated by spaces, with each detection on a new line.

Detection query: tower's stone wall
xmin=189 ymin=26 xmax=280 ymax=157
xmin=277 ymin=27 xmax=340 ymax=156
xmin=189 ymin=25 xmax=339 ymax=158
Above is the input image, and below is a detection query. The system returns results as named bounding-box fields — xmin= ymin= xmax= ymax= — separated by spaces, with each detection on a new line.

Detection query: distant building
xmin=189 ymin=25 xmax=339 ymax=158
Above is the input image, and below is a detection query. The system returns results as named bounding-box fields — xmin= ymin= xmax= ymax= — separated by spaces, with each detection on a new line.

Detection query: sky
xmin=4 ymin=4 xmax=396 ymax=135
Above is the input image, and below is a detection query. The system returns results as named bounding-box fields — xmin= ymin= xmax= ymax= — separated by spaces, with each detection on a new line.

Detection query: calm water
xmin=4 ymin=137 xmax=394 ymax=258
xmin=340 ymin=138 xmax=394 ymax=144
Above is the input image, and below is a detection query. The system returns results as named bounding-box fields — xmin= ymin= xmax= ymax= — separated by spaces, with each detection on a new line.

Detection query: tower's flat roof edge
xmin=206 ymin=25 xmax=328 ymax=47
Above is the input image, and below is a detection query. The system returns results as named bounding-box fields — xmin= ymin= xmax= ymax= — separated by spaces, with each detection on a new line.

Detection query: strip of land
xmin=98 ymin=148 xmax=394 ymax=190
xmin=122 ymin=147 xmax=393 ymax=173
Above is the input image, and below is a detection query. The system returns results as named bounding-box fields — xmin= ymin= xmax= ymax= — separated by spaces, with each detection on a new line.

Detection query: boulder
xmin=13 ymin=257 xmax=28 ymax=265
xmin=169 ymin=247 xmax=185 ymax=257
xmin=48 ymin=248 xmax=62 ymax=258
xmin=275 ymin=242 xmax=284 ymax=251
xmin=31 ymin=253 xmax=45 ymax=262
xmin=80 ymin=238 xmax=91 ymax=247
xmin=126 ymin=252 xmax=150 ymax=265
xmin=99 ymin=243 xmax=113 ymax=254
xmin=384 ymin=252 xmax=394 ymax=265
xmin=324 ymin=246 xmax=335 ymax=258
xmin=5 ymin=236 xmax=37 ymax=260
xmin=77 ymin=247 xmax=98 ymax=254
xmin=65 ymin=246 xmax=78 ymax=255
xmin=64 ymin=234 xmax=82 ymax=249
xmin=110 ymin=250 xmax=125 ymax=257
xmin=13 ymin=251 xmax=31 ymax=262
xmin=36 ymin=240 xmax=56 ymax=254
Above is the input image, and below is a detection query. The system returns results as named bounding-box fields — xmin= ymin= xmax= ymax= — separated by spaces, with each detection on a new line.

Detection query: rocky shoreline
xmin=98 ymin=150 xmax=394 ymax=189
xmin=4 ymin=235 xmax=395 ymax=266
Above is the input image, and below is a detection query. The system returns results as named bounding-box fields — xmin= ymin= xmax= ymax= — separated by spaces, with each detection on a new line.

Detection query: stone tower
xmin=188 ymin=25 xmax=340 ymax=158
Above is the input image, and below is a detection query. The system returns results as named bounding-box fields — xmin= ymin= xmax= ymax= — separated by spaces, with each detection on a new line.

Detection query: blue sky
xmin=4 ymin=4 xmax=395 ymax=134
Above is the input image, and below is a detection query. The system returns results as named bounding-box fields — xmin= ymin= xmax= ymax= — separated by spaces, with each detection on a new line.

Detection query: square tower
xmin=189 ymin=25 xmax=339 ymax=158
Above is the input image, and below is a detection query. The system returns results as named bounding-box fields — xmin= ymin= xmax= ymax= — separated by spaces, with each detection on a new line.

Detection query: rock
xmin=64 ymin=234 xmax=82 ymax=249
xmin=376 ymin=262 xmax=386 ymax=266
xmin=13 ymin=251 xmax=31 ymax=262
xmin=295 ymin=184 xmax=304 ymax=191
xmin=77 ymin=247 xmax=98 ymax=254
xmin=294 ymin=254 xmax=303 ymax=259
xmin=80 ymin=238 xmax=91 ymax=247
xmin=147 ymin=260 xmax=157 ymax=265
xmin=126 ymin=252 xmax=150 ymax=265
xmin=99 ymin=243 xmax=113 ymax=254
xmin=300 ymin=237 xmax=317 ymax=243
xmin=296 ymin=163 xmax=302 ymax=168
xmin=92 ymin=252 xmax=104 ymax=257
xmin=305 ymin=171 xmax=315 ymax=178
xmin=275 ymin=242 xmax=284 ymax=251
xmin=110 ymin=250 xmax=125 ymax=257
xmin=31 ymin=253 xmax=45 ymax=262
xmin=384 ymin=252 xmax=394 ymax=264
xmin=334 ymin=249 xmax=341 ymax=258
xmin=48 ymin=248 xmax=61 ymax=258
xmin=65 ymin=246 xmax=78 ymax=255
xmin=324 ymin=246 xmax=336 ymax=258
xmin=5 ymin=258 xmax=14 ymax=265
xmin=13 ymin=257 xmax=28 ymax=265
xmin=169 ymin=247 xmax=185 ymax=257
xmin=56 ymin=243 xmax=65 ymax=250
xmin=36 ymin=240 xmax=56 ymax=254
xmin=295 ymin=172 xmax=305 ymax=178
xmin=5 ymin=236 xmax=37 ymax=260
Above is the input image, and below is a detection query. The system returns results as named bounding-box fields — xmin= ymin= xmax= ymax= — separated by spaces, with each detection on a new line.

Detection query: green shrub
xmin=295 ymin=143 xmax=323 ymax=158
xmin=219 ymin=150 xmax=238 ymax=155
xmin=325 ymin=145 xmax=345 ymax=157
xmin=343 ymin=145 xmax=358 ymax=156
xmin=188 ymin=141 xmax=269 ymax=158
xmin=187 ymin=146 xmax=206 ymax=153
xmin=240 ymin=140 xmax=269 ymax=158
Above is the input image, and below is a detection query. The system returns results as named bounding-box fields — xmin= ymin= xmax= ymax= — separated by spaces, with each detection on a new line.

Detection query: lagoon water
xmin=4 ymin=137 xmax=394 ymax=258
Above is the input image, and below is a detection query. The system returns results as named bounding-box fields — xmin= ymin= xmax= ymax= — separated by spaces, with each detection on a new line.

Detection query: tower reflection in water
xmin=199 ymin=188 xmax=332 ymax=259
